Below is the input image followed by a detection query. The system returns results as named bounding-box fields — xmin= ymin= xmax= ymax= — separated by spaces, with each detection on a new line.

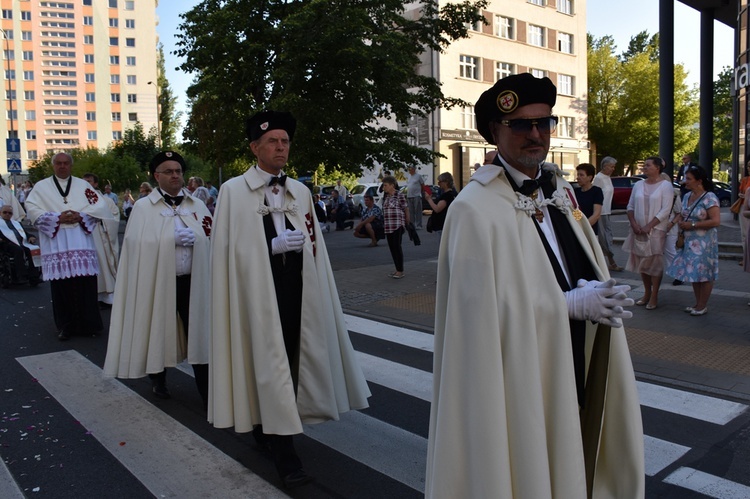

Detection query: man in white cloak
xmin=104 ymin=151 xmax=211 ymax=406
xmin=82 ymin=173 xmax=120 ymax=306
xmin=0 ymin=177 xmax=25 ymax=222
xmin=210 ymin=110 xmax=371 ymax=489
xmin=0 ymin=203 xmax=40 ymax=284
xmin=25 ymin=152 xmax=116 ymax=340
xmin=426 ymin=74 xmax=645 ymax=499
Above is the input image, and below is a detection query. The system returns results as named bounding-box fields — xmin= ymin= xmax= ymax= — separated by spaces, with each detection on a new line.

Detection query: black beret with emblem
xmin=149 ymin=151 xmax=187 ymax=175
xmin=475 ymin=73 xmax=557 ymax=145
xmin=246 ymin=110 xmax=297 ymax=142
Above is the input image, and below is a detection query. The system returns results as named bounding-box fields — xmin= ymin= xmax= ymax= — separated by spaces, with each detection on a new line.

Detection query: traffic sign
xmin=6 ymin=138 xmax=19 ymax=153
xmin=7 ymin=151 xmax=19 ymax=160
xmin=7 ymin=158 xmax=21 ymax=173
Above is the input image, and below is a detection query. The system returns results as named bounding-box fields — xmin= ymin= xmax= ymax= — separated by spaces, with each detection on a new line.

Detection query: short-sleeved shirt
xmin=406 ymin=172 xmax=425 ymax=198
xmin=382 ymin=192 xmax=407 ymax=233
xmin=361 ymin=204 xmax=383 ymax=224
xmin=574 ymin=185 xmax=604 ymax=234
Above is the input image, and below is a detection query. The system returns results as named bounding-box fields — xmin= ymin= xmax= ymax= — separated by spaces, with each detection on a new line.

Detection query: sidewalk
xmin=327 ymin=209 xmax=750 ymax=403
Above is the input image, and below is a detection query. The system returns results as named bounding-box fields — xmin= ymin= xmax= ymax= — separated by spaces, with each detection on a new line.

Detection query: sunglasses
xmin=499 ymin=115 xmax=558 ymax=135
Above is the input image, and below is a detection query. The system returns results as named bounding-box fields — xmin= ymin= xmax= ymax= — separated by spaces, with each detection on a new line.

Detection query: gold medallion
xmin=573 ymin=208 xmax=583 ymax=221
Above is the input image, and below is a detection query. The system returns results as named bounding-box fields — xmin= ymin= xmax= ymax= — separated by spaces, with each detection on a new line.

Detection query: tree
xmin=27 ymin=148 xmax=143 ymax=191
xmin=175 ymin=0 xmax=487 ymax=177
xmin=713 ymin=66 xmax=733 ymax=166
xmin=110 ymin=122 xmax=159 ymax=173
xmin=587 ymin=32 xmax=698 ymax=173
xmin=157 ymin=44 xmax=182 ymax=149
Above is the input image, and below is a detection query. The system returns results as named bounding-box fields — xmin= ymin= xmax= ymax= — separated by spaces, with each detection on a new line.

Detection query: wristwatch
xmin=691 ymin=221 xmax=696 ymax=229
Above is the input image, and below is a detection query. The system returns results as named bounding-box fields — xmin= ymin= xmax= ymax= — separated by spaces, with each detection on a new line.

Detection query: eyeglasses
xmin=1 ymin=211 xmax=12 ymax=215
xmin=155 ymin=169 xmax=182 ymax=176
xmin=499 ymin=115 xmax=558 ymax=135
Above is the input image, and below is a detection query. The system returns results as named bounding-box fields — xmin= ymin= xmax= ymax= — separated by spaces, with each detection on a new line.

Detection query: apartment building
xmin=403 ymin=0 xmax=589 ymax=188
xmin=0 ymin=0 xmax=158 ymax=171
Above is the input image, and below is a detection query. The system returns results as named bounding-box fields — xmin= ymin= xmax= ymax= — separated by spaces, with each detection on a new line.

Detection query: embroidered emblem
xmin=165 ymin=151 xmax=173 ymax=158
xmin=305 ymin=213 xmax=316 ymax=257
xmin=201 ymin=216 xmax=212 ymax=237
xmin=260 ymin=121 xmax=269 ymax=131
xmin=563 ymin=188 xmax=583 ymax=221
xmin=85 ymin=188 xmax=99 ymax=205
xmin=497 ymin=90 xmax=518 ymax=113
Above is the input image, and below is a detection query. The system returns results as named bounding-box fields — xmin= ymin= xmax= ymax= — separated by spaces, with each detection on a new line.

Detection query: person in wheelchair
xmin=0 ymin=204 xmax=41 ymax=285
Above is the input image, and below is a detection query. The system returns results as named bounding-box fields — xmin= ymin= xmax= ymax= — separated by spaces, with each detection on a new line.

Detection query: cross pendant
xmin=63 ymin=197 xmax=68 ymax=204
xmin=272 ymin=186 xmax=279 ymax=195
xmin=534 ymin=208 xmax=544 ymax=223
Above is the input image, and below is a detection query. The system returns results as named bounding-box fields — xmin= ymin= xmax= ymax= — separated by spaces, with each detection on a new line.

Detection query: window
xmin=3 ymin=50 xmax=13 ymax=60
xmin=27 ymin=150 xmax=37 ymax=160
xmin=2 ymin=10 xmax=11 ymax=19
xmin=495 ymin=62 xmax=515 ymax=81
xmin=84 ymin=54 xmax=94 ymax=63
xmin=528 ymin=25 xmax=545 ymax=47
xmin=5 ymin=90 xmax=15 ymax=100
xmin=20 ymin=11 xmax=31 ymax=21
xmin=85 ymin=73 xmax=95 ymax=83
xmin=110 ymin=74 xmax=120 ymax=84
xmin=86 ymin=92 xmax=95 ymax=102
xmin=22 ymin=51 xmax=33 ymax=61
xmin=109 ymin=18 xmax=118 ymax=27
xmin=26 ymin=130 xmax=36 ymax=140
xmin=113 ymin=131 xmax=123 ymax=140
xmin=125 ymin=19 xmax=135 ymax=28
xmin=557 ymin=74 xmax=574 ymax=95
xmin=6 ymin=110 xmax=17 ymax=120
xmin=4 ymin=70 xmax=14 ymax=79
xmin=557 ymin=116 xmax=574 ymax=138
xmin=459 ymin=55 xmax=479 ymax=80
xmin=83 ymin=0 xmax=92 ymax=5
xmin=530 ymin=68 xmax=547 ymax=79
xmin=465 ymin=11 xmax=482 ymax=32
xmin=127 ymin=93 xmax=136 ymax=103
xmin=126 ymin=75 xmax=136 ymax=84
xmin=7 ymin=130 xmax=17 ymax=139
xmin=87 ymin=131 xmax=97 ymax=140
xmin=23 ymin=71 xmax=33 ymax=81
xmin=25 ymin=110 xmax=35 ymax=120
xmin=24 ymin=91 xmax=34 ymax=100
xmin=84 ymin=35 xmax=93 ymax=44
xmin=112 ymin=112 xmax=121 ymax=121
xmin=125 ymin=38 xmax=135 ymax=47
xmin=128 ymin=112 xmax=137 ymax=121
xmin=109 ymin=0 xmax=117 ymax=7
xmin=21 ymin=31 xmax=31 ymax=41
xmin=126 ymin=56 xmax=135 ymax=66
xmin=109 ymin=37 xmax=118 ymax=46
xmin=86 ymin=111 xmax=95 ymax=120
xmin=461 ymin=106 xmax=475 ymax=129
xmin=557 ymin=0 xmax=573 ymax=15
xmin=558 ymin=33 xmax=573 ymax=54
xmin=125 ymin=1 xmax=134 ymax=10
xmin=495 ymin=15 xmax=514 ymax=39
xmin=83 ymin=16 xmax=93 ymax=25
xmin=529 ymin=0 xmax=545 ymax=5
xmin=110 ymin=55 xmax=120 ymax=65
xmin=111 ymin=93 xmax=120 ymax=102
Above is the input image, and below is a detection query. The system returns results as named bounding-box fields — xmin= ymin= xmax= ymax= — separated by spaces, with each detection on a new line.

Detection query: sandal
xmin=391 ymin=272 xmax=404 ymax=279
xmin=635 ymin=298 xmax=650 ymax=306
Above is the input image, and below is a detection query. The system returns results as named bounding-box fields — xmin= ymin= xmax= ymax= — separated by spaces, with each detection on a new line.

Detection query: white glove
xmin=174 ymin=227 xmax=196 ymax=247
xmin=565 ymin=278 xmax=634 ymax=328
xmin=271 ymin=229 xmax=305 ymax=255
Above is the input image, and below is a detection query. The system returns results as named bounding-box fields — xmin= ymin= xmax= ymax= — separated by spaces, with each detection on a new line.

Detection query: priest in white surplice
xmin=82 ymin=172 xmax=120 ymax=306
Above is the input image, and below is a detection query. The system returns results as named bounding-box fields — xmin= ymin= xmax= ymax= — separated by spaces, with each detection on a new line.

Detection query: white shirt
xmin=593 ymin=172 xmax=614 ymax=215
xmin=255 ymin=167 xmax=288 ymax=237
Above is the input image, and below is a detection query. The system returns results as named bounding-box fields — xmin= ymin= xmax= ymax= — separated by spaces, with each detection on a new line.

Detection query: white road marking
xmin=345 ymin=314 xmax=435 ymax=352
xmin=0 ymin=459 xmax=24 ymax=499
xmin=637 ymin=381 xmax=748 ymax=424
xmin=643 ymin=435 xmax=691 ymax=476
xmin=664 ymin=467 xmax=750 ymax=498
xmin=16 ymin=350 xmax=288 ymax=499
xmin=356 ymin=351 xmax=432 ymax=402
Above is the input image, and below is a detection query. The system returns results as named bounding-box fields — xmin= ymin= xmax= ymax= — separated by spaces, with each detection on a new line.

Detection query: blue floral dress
xmin=666 ymin=191 xmax=719 ymax=282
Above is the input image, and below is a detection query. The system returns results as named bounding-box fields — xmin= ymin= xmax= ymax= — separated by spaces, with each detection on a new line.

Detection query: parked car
xmin=712 ymin=181 xmax=732 ymax=207
xmin=611 ymin=176 xmax=644 ymax=209
xmin=350 ymin=183 xmax=382 ymax=215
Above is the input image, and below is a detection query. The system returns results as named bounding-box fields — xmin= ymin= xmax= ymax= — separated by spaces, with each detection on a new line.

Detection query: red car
xmin=611 ymin=176 xmax=643 ymax=210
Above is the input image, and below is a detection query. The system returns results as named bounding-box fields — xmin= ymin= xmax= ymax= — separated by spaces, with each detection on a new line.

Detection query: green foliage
xmin=110 ymin=122 xmax=159 ymax=172
xmin=588 ymin=32 xmax=699 ymax=174
xmin=713 ymin=66 xmax=733 ymax=165
xmin=157 ymin=45 xmax=182 ymax=149
xmin=27 ymin=148 xmax=144 ymax=191
xmin=174 ymin=0 xmax=487 ymax=179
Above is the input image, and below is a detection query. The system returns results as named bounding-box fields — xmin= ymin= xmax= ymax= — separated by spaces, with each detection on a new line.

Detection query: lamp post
xmin=1 ymin=28 xmax=16 ymax=187
xmin=147 ymin=80 xmax=161 ymax=148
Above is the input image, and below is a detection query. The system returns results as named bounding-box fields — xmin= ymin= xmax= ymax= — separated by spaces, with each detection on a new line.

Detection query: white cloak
xmin=0 ymin=218 xmax=41 ymax=266
xmin=426 ymin=164 xmax=644 ymax=499
xmin=210 ymin=167 xmax=371 ymax=435
xmin=0 ymin=184 xmax=25 ymax=221
xmin=25 ymin=176 xmax=116 ymax=280
xmin=104 ymin=189 xmax=213 ymax=378
xmin=92 ymin=192 xmax=121 ymax=299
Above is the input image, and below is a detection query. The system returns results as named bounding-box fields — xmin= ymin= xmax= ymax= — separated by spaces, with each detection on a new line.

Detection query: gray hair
xmin=600 ymin=156 xmax=616 ymax=169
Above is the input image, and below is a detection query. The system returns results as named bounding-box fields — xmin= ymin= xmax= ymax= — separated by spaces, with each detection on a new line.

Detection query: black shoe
xmin=57 ymin=329 xmax=71 ymax=341
xmin=281 ymin=469 xmax=314 ymax=489
xmin=152 ymin=384 xmax=171 ymax=399
xmin=672 ymin=279 xmax=683 ymax=286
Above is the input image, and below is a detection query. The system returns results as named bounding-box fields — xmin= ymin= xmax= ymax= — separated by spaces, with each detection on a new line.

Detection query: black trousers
xmin=50 ymin=275 xmax=102 ymax=336
xmin=386 ymin=227 xmax=404 ymax=272
xmin=3 ymin=242 xmax=35 ymax=282
xmin=149 ymin=274 xmax=209 ymax=406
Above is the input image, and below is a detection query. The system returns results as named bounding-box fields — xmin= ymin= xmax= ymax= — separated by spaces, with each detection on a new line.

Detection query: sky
xmin=156 ymin=0 xmax=736 ymax=138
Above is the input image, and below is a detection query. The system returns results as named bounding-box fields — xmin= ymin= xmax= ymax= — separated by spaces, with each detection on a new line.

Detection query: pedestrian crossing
xmin=5 ymin=313 xmax=750 ymax=497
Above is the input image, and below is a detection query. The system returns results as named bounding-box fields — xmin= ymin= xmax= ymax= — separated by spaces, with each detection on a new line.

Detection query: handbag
xmin=631 ymin=234 xmax=653 ymax=257
xmin=675 ymin=231 xmax=685 ymax=249
xmin=730 ymin=197 xmax=743 ymax=215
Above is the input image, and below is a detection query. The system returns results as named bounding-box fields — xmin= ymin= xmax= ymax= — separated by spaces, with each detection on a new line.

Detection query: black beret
xmin=246 ymin=110 xmax=296 ymax=142
xmin=149 ymin=151 xmax=187 ymax=175
xmin=475 ymin=73 xmax=557 ymax=144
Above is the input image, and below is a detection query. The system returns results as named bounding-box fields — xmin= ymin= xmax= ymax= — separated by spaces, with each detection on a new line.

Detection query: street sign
xmin=7 ymin=151 xmax=19 ymax=160
xmin=7 ymin=159 xmax=21 ymax=173
xmin=6 ymin=138 xmax=19 ymax=153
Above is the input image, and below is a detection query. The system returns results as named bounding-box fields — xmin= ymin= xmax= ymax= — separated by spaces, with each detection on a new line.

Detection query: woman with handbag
xmin=623 ymin=157 xmax=675 ymax=310
xmin=666 ymin=165 xmax=720 ymax=315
